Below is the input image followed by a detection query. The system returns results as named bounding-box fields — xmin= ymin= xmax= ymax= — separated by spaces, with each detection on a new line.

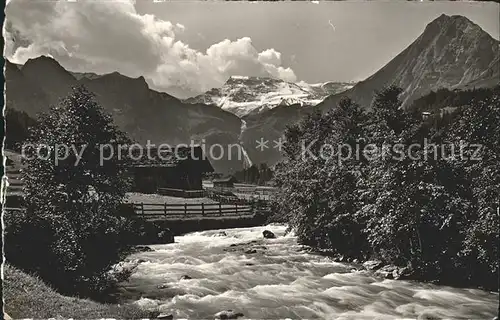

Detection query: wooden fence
xmin=133 ymin=202 xmax=253 ymax=220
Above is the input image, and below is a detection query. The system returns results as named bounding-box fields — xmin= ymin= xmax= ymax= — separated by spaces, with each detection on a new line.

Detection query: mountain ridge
xmin=184 ymin=76 xmax=354 ymax=117
xmin=238 ymin=14 xmax=499 ymax=168
xmin=5 ymin=14 xmax=499 ymax=172
xmin=314 ymin=14 xmax=499 ymax=113
xmin=5 ymin=56 xmax=245 ymax=174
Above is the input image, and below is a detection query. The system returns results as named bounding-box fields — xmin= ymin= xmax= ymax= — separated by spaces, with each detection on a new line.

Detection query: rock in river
xmin=157 ymin=283 xmax=169 ymax=289
xmin=363 ymin=260 xmax=383 ymax=271
xmin=158 ymin=230 xmax=175 ymax=244
xmin=375 ymin=265 xmax=398 ymax=279
xmin=214 ymin=310 xmax=244 ymax=319
xmin=262 ymin=230 xmax=276 ymax=239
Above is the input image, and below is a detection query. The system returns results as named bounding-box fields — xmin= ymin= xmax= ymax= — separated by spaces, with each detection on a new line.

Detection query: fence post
xmin=164 ymin=202 xmax=167 ymax=217
xmin=201 ymin=203 xmax=205 ymax=216
xmin=184 ymin=203 xmax=187 ymax=216
xmin=140 ymin=202 xmax=144 ymax=216
xmin=235 ymin=203 xmax=238 ymax=215
xmin=219 ymin=202 xmax=222 ymax=216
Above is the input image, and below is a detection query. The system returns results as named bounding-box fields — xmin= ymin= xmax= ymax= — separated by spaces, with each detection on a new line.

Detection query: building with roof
xmin=130 ymin=146 xmax=214 ymax=193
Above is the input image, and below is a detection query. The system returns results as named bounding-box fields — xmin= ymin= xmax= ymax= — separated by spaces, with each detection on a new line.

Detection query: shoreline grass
xmin=3 ymin=264 xmax=154 ymax=319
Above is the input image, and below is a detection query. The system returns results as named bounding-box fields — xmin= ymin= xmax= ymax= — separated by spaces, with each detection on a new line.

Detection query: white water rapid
xmin=118 ymin=225 xmax=498 ymax=319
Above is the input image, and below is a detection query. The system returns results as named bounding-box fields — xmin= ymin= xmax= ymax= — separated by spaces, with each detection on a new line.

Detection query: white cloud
xmin=4 ymin=0 xmax=297 ymax=97
xmin=258 ymin=49 xmax=282 ymax=66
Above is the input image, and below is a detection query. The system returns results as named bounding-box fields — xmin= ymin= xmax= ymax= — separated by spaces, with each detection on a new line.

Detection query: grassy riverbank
xmin=3 ymin=264 xmax=153 ymax=319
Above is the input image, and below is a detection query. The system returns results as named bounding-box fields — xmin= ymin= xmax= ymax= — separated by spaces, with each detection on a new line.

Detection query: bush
xmin=4 ymin=208 xmax=135 ymax=300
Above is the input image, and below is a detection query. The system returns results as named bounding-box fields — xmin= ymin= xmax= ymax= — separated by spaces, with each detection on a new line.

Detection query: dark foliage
xmin=409 ymin=86 xmax=496 ymax=115
xmin=273 ymin=85 xmax=500 ymax=290
xmin=4 ymin=86 xmax=136 ymax=300
xmin=233 ymin=163 xmax=273 ymax=185
xmin=3 ymin=108 xmax=37 ymax=151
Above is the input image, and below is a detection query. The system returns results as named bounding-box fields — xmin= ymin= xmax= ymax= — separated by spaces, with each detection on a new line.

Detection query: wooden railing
xmin=132 ymin=202 xmax=253 ymax=220
xmin=5 ymin=201 xmax=270 ymax=221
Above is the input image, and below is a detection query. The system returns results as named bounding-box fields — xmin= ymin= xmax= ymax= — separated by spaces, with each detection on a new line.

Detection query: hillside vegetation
xmin=273 ymin=85 xmax=500 ymax=290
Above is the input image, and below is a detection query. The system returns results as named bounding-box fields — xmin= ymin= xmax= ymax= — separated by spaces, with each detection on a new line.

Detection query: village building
xmin=129 ymin=146 xmax=214 ymax=193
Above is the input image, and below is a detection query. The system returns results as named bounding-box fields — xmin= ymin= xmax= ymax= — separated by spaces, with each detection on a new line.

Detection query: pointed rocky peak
xmin=22 ymin=55 xmax=67 ymax=72
xmin=21 ymin=55 xmax=76 ymax=85
xmin=422 ymin=14 xmax=492 ymax=44
xmin=426 ymin=14 xmax=472 ymax=29
xmin=416 ymin=14 xmax=498 ymax=70
xmin=316 ymin=14 xmax=499 ymax=112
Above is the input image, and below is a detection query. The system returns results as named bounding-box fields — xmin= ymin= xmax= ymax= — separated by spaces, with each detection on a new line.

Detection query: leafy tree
xmin=371 ymin=85 xmax=407 ymax=134
xmin=274 ymin=98 xmax=370 ymax=255
xmin=5 ymin=86 xmax=133 ymax=299
xmin=22 ymin=86 xmax=131 ymax=217
xmin=445 ymin=86 xmax=500 ymax=287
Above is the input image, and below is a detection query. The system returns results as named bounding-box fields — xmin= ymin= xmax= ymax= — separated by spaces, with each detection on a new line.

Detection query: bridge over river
xmin=129 ymin=200 xmax=271 ymax=235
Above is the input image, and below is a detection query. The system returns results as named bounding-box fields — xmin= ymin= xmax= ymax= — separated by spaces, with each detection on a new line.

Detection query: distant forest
xmin=233 ymin=163 xmax=273 ymax=185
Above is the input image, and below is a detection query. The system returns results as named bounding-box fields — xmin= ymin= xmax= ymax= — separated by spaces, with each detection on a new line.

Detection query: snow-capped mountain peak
xmin=184 ymin=76 xmax=353 ymax=117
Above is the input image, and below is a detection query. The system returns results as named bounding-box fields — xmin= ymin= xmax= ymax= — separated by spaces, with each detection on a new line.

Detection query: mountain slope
xmin=240 ymin=14 xmax=499 ymax=167
xmin=5 ymin=56 xmax=244 ymax=173
xmin=5 ymin=60 xmax=54 ymax=116
xmin=240 ymin=103 xmax=308 ymax=167
xmin=317 ymin=14 xmax=499 ymax=112
xmin=185 ymin=76 xmax=353 ymax=117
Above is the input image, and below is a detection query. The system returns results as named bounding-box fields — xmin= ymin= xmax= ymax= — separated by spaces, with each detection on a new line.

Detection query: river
xmin=118 ymin=225 xmax=498 ymax=319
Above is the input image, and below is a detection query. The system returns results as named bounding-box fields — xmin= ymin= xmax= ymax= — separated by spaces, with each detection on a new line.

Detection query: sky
xmin=4 ymin=0 xmax=499 ymax=98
